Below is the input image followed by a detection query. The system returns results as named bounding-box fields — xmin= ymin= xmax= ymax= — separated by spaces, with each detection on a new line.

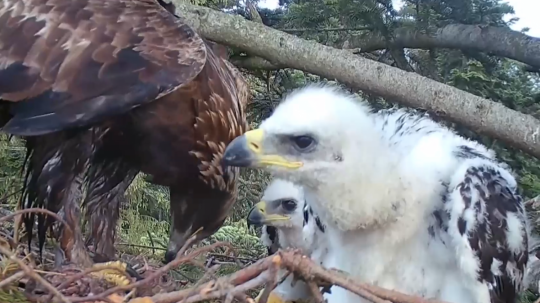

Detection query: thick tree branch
xmin=281 ymin=27 xmax=373 ymax=33
xmin=229 ymin=56 xmax=283 ymax=70
xmin=174 ymin=3 xmax=540 ymax=160
xmin=346 ymin=24 xmax=540 ymax=68
xmin=232 ymin=24 xmax=540 ymax=71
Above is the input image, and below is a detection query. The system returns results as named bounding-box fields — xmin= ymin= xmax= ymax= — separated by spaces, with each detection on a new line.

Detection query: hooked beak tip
xmin=222 ymin=135 xmax=257 ymax=168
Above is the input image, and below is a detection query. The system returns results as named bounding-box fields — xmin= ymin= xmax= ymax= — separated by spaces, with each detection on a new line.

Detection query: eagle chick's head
xmin=222 ymin=84 xmax=382 ymax=186
xmin=247 ymin=179 xmax=305 ymax=230
xmin=222 ymin=84 xmax=400 ymax=231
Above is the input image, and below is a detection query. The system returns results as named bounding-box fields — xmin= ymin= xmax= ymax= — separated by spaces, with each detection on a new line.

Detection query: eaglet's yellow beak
xmin=221 ymin=129 xmax=303 ymax=169
xmin=247 ymin=201 xmax=290 ymax=227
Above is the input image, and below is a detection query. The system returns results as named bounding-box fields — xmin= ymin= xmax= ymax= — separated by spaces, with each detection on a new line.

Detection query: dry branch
xmin=277 ymin=250 xmax=448 ymax=303
xmin=229 ymin=56 xmax=282 ymax=70
xmin=173 ymin=3 xmax=540 ymax=160
xmin=0 ymin=244 xmax=71 ymax=303
xmin=281 ymin=27 xmax=373 ymax=33
xmin=140 ymin=249 xmax=451 ymax=303
xmin=0 ymin=270 xmax=25 ymax=288
xmin=226 ymin=25 xmax=540 ymax=71
xmin=345 ymin=24 xmax=540 ymax=68
xmin=147 ymin=261 xmax=273 ymax=303
xmin=0 ymin=208 xmax=72 ymax=231
xmin=0 ymin=237 xmax=457 ymax=303
xmin=68 ymin=241 xmax=229 ymax=302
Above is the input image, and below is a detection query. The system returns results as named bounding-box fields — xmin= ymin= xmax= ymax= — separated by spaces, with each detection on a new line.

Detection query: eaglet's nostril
xmin=249 ymin=141 xmax=260 ymax=150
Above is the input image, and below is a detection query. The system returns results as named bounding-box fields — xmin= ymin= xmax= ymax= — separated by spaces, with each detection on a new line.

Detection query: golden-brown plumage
xmin=0 ymin=0 xmax=206 ymax=135
xmin=90 ymin=41 xmax=249 ymax=262
xmin=0 ymin=0 xmax=249 ymax=267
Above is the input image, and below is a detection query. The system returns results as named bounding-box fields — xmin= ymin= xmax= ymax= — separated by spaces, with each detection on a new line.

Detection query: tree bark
xmin=346 ymin=24 xmax=540 ymax=69
xmin=231 ymin=24 xmax=540 ymax=71
xmin=174 ymin=3 xmax=540 ymax=160
xmin=229 ymin=56 xmax=283 ymax=70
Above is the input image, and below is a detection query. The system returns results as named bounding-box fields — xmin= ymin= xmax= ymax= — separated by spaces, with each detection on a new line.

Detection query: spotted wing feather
xmin=0 ymin=0 xmax=207 ymax=136
xmin=188 ymin=44 xmax=250 ymax=192
xmin=446 ymin=158 xmax=528 ymax=303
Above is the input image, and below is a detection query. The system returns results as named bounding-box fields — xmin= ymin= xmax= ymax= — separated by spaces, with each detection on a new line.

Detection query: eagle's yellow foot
xmin=255 ymin=289 xmax=313 ymax=303
xmin=255 ymin=290 xmax=288 ymax=303
xmin=88 ymin=261 xmax=132 ymax=287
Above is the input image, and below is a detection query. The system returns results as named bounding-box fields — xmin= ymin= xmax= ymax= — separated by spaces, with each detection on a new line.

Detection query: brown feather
xmin=11 ymin=1 xmax=251 ymax=266
xmin=22 ymin=130 xmax=93 ymax=265
xmin=84 ymin=167 xmax=138 ymax=258
xmin=88 ymin=41 xmax=250 ymax=261
xmin=0 ymin=0 xmax=207 ymax=136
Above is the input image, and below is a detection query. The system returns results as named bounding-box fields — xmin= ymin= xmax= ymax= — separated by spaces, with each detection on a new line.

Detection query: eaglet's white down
xmin=222 ymin=84 xmax=530 ymax=303
xmin=249 ymin=178 xmax=329 ymax=303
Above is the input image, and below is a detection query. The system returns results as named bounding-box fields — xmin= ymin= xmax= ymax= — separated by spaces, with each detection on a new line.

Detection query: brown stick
xmin=115 ymin=243 xmax=167 ymax=251
xmin=0 ymin=270 xmax=25 ymax=288
xmin=54 ymin=263 xmax=133 ymax=291
xmin=307 ymin=281 xmax=324 ymax=303
xmin=138 ymin=251 xmax=419 ymax=303
xmin=278 ymin=250 xmax=448 ymax=303
xmin=68 ymin=241 xmax=230 ymax=302
xmin=0 ymin=208 xmax=73 ymax=235
xmin=89 ymin=247 xmax=452 ymax=303
xmin=147 ymin=256 xmax=275 ymax=303
xmin=0 ymin=244 xmax=71 ymax=303
xmin=183 ymin=271 xmax=270 ymax=303
xmin=6 ymin=245 xmax=455 ymax=303
xmin=258 ymin=256 xmax=281 ymax=303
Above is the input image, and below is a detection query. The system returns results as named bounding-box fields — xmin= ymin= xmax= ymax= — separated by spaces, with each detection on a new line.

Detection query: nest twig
xmin=0 ymin=244 xmax=70 ymax=303
xmin=127 ymin=249 xmax=450 ymax=303
xmin=2 ymin=208 xmax=456 ymax=303
xmin=1 ymin=241 xmax=455 ymax=303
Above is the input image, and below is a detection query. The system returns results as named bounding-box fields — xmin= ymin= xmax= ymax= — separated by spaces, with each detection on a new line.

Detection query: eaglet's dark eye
xmin=291 ymin=135 xmax=315 ymax=150
xmin=281 ymin=199 xmax=297 ymax=211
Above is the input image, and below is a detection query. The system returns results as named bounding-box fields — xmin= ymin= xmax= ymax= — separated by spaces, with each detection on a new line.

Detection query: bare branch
xmin=173 ymin=3 xmax=540 ymax=159
xmin=0 ymin=208 xmax=71 ymax=231
xmin=230 ymin=56 xmax=284 ymax=70
xmin=0 ymin=245 xmax=71 ymax=303
xmin=280 ymin=27 xmax=373 ymax=33
xmin=278 ymin=250 xmax=446 ymax=303
xmin=0 ymin=242 xmax=466 ymax=303
xmin=0 ymin=271 xmax=25 ymax=288
xmin=346 ymin=24 xmax=540 ymax=68
xmin=68 ymin=241 xmax=230 ymax=302
xmin=139 ymin=249 xmax=450 ymax=303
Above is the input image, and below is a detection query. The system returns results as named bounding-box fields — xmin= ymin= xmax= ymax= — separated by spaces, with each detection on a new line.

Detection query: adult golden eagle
xmin=0 ymin=0 xmax=249 ymax=269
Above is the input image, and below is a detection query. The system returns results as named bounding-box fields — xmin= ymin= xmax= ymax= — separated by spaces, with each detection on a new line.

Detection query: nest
xmin=2 ymin=208 xmax=537 ymax=303
xmin=0 ymin=208 xmax=189 ymax=303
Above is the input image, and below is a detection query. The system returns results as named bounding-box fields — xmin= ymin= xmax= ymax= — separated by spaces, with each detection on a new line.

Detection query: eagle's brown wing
xmin=0 ymin=0 xmax=207 ymax=136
